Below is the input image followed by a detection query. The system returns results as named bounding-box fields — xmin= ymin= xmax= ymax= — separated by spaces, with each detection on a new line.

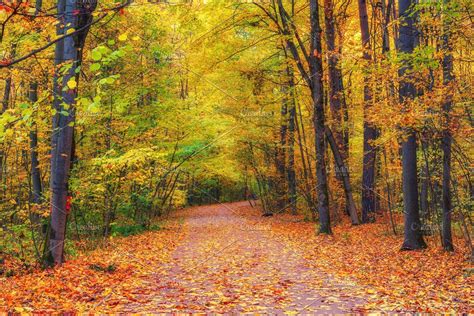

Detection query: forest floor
xmin=1 ymin=201 xmax=472 ymax=313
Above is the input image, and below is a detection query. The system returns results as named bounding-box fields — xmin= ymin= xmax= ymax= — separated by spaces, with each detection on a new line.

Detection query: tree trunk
xmin=46 ymin=0 xmax=93 ymax=266
xmin=28 ymin=83 xmax=42 ymax=205
xmin=29 ymin=0 xmax=43 ymax=209
xmin=441 ymin=1 xmax=454 ymax=251
xmin=381 ymin=0 xmax=393 ymax=54
xmin=294 ymin=99 xmax=316 ymax=215
xmin=325 ymin=126 xmax=359 ymax=224
xmin=0 ymin=77 xmax=12 ymax=184
xmin=1 ymin=77 xmax=11 ymax=113
xmin=357 ymin=0 xmax=378 ymax=223
xmin=398 ymin=0 xmax=427 ymax=250
xmin=286 ymin=64 xmax=297 ymax=214
xmin=324 ymin=0 xmax=348 ymax=170
xmin=419 ymin=142 xmax=429 ymax=224
xmin=309 ymin=0 xmax=331 ymax=234
xmin=277 ymin=69 xmax=288 ymax=210
xmin=382 ymin=148 xmax=397 ymax=235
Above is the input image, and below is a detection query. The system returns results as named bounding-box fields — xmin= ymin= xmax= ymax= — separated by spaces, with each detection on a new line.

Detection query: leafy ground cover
xmin=1 ymin=202 xmax=472 ymax=313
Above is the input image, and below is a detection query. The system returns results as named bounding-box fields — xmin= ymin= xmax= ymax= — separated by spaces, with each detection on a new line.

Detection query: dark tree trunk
xmin=441 ymin=2 xmax=454 ymax=251
xmin=0 ymin=77 xmax=12 ymax=183
xmin=400 ymin=133 xmax=426 ymax=249
xmin=28 ymin=83 xmax=42 ymax=205
xmin=398 ymin=0 xmax=427 ymax=250
xmin=324 ymin=0 xmax=356 ymax=219
xmin=47 ymin=0 xmax=77 ymax=265
xmin=295 ymin=100 xmax=316 ymax=214
xmin=2 ymin=77 xmax=11 ymax=113
xmin=272 ymin=0 xmax=325 ymax=223
xmin=324 ymin=0 xmax=348 ymax=169
xmin=419 ymin=141 xmax=429 ymax=223
xmin=381 ymin=0 xmax=393 ymax=54
xmin=325 ymin=127 xmax=359 ymax=224
xmin=309 ymin=0 xmax=331 ymax=234
xmin=46 ymin=0 xmax=94 ymax=266
xmin=277 ymin=70 xmax=288 ymax=210
xmin=286 ymin=64 xmax=297 ymax=214
xmin=357 ymin=0 xmax=378 ymax=223
xmin=383 ymin=148 xmax=397 ymax=234
xmin=28 ymin=0 xmax=43 ymax=208
xmin=35 ymin=0 xmax=42 ymax=14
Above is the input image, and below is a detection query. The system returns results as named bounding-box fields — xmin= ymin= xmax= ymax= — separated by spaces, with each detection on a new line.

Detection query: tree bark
xmin=46 ymin=0 xmax=94 ymax=266
xmin=28 ymin=0 xmax=43 ymax=209
xmin=398 ymin=0 xmax=427 ymax=250
xmin=277 ymin=69 xmax=288 ymax=210
xmin=357 ymin=0 xmax=378 ymax=223
xmin=324 ymin=0 xmax=348 ymax=170
xmin=419 ymin=141 xmax=430 ymax=224
xmin=294 ymin=99 xmax=316 ymax=214
xmin=309 ymin=0 xmax=331 ymax=234
xmin=28 ymin=83 xmax=42 ymax=205
xmin=441 ymin=1 xmax=454 ymax=251
xmin=1 ymin=77 xmax=11 ymax=113
xmin=325 ymin=126 xmax=359 ymax=224
xmin=0 ymin=77 xmax=12 ymax=184
xmin=286 ymin=63 xmax=297 ymax=214
xmin=271 ymin=0 xmax=330 ymax=228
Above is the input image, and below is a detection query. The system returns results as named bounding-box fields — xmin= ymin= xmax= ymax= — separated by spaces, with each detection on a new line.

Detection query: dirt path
xmin=119 ymin=201 xmax=368 ymax=313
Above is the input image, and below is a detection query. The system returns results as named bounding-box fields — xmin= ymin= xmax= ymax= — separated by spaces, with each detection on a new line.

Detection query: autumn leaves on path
xmin=2 ymin=201 xmax=471 ymax=313
xmin=118 ymin=202 xmax=367 ymax=313
xmin=1 ymin=201 xmax=368 ymax=313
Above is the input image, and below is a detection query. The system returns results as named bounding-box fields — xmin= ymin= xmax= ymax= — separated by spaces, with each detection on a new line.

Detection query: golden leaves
xmin=268 ymin=211 xmax=473 ymax=313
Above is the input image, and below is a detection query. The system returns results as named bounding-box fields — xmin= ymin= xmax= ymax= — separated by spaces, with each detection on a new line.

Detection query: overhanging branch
xmin=0 ymin=0 xmax=131 ymax=68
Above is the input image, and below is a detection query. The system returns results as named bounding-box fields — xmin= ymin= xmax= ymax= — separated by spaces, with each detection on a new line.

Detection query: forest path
xmin=120 ymin=201 xmax=368 ymax=313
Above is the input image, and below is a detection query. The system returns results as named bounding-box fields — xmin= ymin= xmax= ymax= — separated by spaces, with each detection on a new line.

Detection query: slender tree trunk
xmin=325 ymin=126 xmax=359 ymax=224
xmin=277 ymin=69 xmax=288 ymax=210
xmin=383 ymin=148 xmax=397 ymax=235
xmin=0 ymin=77 xmax=12 ymax=183
xmin=324 ymin=0 xmax=348 ymax=169
xmin=28 ymin=0 xmax=43 ymax=208
xmin=294 ymin=100 xmax=316 ymax=214
xmin=28 ymin=83 xmax=42 ymax=205
xmin=286 ymin=64 xmax=297 ymax=214
xmin=380 ymin=0 xmax=397 ymax=234
xmin=324 ymin=0 xmax=352 ymax=217
xmin=297 ymin=101 xmax=314 ymax=178
xmin=381 ymin=0 xmax=393 ymax=54
xmin=28 ymin=84 xmax=43 ymax=236
xmin=357 ymin=0 xmax=378 ymax=223
xmin=441 ymin=1 xmax=454 ymax=251
xmin=309 ymin=0 xmax=331 ymax=234
xmin=1 ymin=77 xmax=11 ymax=113
xmin=398 ymin=0 xmax=427 ymax=250
xmin=419 ymin=141 xmax=430 ymax=224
